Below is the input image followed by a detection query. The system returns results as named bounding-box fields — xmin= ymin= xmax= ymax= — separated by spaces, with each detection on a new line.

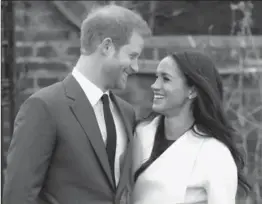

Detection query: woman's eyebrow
xmin=156 ymin=71 xmax=173 ymax=78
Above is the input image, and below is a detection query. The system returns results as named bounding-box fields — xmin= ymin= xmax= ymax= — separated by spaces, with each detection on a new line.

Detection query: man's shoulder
xmin=32 ymin=81 xmax=62 ymax=98
xmin=25 ymin=81 xmax=64 ymax=108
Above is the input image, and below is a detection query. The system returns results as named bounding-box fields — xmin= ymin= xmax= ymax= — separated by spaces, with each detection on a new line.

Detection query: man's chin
xmin=111 ymin=82 xmax=126 ymax=91
xmin=118 ymin=79 xmax=128 ymax=89
xmin=117 ymin=83 xmax=126 ymax=90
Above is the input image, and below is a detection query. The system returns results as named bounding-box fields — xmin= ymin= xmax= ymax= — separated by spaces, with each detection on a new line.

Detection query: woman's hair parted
xmin=80 ymin=4 xmax=151 ymax=55
xmin=134 ymin=51 xmax=251 ymax=195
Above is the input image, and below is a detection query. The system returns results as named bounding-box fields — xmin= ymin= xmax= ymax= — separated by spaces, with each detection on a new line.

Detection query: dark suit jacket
xmin=3 ymin=74 xmax=136 ymax=204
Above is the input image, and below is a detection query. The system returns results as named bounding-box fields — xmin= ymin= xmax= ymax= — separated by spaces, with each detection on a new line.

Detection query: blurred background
xmin=1 ymin=1 xmax=262 ymax=203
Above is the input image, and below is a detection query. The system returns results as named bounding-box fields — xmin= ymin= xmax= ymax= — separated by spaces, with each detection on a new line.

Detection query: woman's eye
xmin=154 ymin=75 xmax=169 ymax=82
xmin=163 ymin=77 xmax=169 ymax=81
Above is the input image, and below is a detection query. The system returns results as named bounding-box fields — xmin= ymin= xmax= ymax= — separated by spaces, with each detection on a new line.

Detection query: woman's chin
xmin=152 ymin=104 xmax=165 ymax=114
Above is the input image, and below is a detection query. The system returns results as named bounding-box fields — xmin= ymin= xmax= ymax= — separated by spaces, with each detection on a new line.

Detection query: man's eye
xmin=163 ymin=77 xmax=169 ymax=81
xmin=130 ymin=54 xmax=138 ymax=59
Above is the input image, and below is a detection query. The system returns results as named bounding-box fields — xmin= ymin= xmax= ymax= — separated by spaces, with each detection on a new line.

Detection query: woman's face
xmin=151 ymin=56 xmax=193 ymax=116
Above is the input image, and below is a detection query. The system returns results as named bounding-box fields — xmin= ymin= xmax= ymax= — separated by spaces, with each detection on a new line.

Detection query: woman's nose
xmin=151 ymin=78 xmax=160 ymax=90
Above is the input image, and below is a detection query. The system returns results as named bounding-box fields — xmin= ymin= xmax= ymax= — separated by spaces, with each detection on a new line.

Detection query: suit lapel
xmin=63 ymin=74 xmax=115 ymax=190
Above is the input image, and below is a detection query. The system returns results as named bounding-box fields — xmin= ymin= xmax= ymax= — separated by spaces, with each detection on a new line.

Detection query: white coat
xmin=132 ymin=116 xmax=237 ymax=204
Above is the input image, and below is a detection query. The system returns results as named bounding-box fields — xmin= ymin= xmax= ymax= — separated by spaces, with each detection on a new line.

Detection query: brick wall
xmin=2 ymin=1 xmax=262 ymax=203
xmin=14 ymin=1 xmax=78 ymax=105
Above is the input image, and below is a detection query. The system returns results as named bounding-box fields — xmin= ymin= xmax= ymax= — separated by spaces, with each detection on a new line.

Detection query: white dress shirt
xmin=72 ymin=68 xmax=127 ymax=185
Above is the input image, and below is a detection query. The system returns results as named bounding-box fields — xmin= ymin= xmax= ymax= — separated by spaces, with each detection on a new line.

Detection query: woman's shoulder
xmin=200 ymin=137 xmax=237 ymax=171
xmin=199 ymin=137 xmax=238 ymax=189
xmin=202 ymin=137 xmax=231 ymax=155
xmin=191 ymin=127 xmax=231 ymax=155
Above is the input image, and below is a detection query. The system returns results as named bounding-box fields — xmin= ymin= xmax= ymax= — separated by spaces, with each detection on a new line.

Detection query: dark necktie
xmin=101 ymin=94 xmax=116 ymax=185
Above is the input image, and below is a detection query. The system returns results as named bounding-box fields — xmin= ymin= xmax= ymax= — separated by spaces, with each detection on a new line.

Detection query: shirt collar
xmin=72 ymin=68 xmax=107 ymax=106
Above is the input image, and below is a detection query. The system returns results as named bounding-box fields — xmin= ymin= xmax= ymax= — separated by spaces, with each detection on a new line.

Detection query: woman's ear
xmin=188 ymin=87 xmax=197 ymax=100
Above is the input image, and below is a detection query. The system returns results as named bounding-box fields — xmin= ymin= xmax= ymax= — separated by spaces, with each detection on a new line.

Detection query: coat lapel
xmin=133 ymin=117 xmax=206 ymax=204
xmin=161 ymin=131 xmax=205 ymax=203
xmin=63 ymin=74 xmax=115 ymax=190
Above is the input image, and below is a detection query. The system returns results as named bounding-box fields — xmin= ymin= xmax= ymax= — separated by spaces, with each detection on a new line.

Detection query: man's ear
xmin=188 ymin=87 xmax=197 ymax=100
xmin=99 ymin=37 xmax=115 ymax=56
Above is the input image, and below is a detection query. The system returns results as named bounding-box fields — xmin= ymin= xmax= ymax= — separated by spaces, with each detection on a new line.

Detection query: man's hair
xmin=80 ymin=4 xmax=151 ymax=55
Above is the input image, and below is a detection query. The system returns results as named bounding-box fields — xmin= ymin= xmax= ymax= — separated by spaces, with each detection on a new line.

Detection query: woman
xmin=132 ymin=51 xmax=251 ymax=204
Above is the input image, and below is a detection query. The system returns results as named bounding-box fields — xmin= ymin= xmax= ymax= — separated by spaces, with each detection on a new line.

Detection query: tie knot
xmin=101 ymin=94 xmax=110 ymax=105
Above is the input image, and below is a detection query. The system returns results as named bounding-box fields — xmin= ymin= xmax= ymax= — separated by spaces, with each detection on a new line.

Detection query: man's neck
xmin=75 ymin=55 xmax=107 ymax=92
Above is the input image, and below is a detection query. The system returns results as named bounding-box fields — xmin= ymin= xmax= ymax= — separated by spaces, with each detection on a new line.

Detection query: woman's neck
xmin=164 ymin=111 xmax=195 ymax=140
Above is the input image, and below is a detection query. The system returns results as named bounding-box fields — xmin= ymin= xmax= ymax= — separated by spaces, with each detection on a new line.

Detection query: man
xmin=3 ymin=4 xmax=151 ymax=204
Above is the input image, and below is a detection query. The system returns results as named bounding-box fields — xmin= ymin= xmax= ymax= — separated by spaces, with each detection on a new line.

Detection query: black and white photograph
xmin=1 ymin=1 xmax=262 ymax=204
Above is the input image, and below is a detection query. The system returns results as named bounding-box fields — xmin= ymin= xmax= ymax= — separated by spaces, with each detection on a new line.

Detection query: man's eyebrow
xmin=130 ymin=52 xmax=139 ymax=56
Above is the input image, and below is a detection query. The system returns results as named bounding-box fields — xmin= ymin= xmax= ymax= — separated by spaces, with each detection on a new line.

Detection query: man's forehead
xmin=129 ymin=31 xmax=144 ymax=45
xmin=119 ymin=32 xmax=144 ymax=54
xmin=123 ymin=47 xmax=142 ymax=56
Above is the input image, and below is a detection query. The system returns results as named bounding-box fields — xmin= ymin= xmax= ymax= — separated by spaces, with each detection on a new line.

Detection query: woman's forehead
xmin=157 ymin=56 xmax=181 ymax=77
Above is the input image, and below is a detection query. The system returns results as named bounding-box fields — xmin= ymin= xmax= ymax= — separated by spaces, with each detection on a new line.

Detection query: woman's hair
xmin=134 ymin=51 xmax=251 ymax=195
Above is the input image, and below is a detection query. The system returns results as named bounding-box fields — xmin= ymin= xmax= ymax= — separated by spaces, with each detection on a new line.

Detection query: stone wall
xmin=2 ymin=1 xmax=262 ymax=204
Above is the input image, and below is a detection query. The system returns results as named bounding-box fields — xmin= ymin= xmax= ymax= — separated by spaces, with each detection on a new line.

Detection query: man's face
xmin=103 ymin=31 xmax=144 ymax=90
